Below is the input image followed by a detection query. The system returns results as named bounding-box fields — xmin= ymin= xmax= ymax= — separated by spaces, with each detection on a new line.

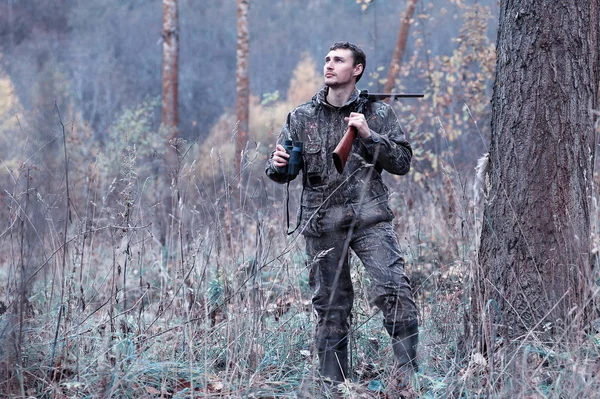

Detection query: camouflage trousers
xmin=306 ymin=221 xmax=418 ymax=353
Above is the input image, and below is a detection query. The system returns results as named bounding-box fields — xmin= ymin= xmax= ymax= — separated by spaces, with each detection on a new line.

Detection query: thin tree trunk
xmin=473 ymin=0 xmax=599 ymax=348
xmin=235 ymin=0 xmax=250 ymax=176
xmin=383 ymin=0 xmax=418 ymax=95
xmin=159 ymin=0 xmax=179 ymax=245
xmin=162 ymin=0 xmax=179 ymax=140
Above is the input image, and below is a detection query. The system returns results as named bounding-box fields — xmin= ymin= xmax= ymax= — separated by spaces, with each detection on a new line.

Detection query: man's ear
xmin=353 ymin=63 xmax=363 ymax=78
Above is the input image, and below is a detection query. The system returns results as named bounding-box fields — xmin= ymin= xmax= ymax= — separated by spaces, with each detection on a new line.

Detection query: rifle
xmin=332 ymin=92 xmax=424 ymax=174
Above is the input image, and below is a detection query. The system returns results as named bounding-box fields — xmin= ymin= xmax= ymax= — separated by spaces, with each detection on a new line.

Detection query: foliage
xmin=393 ymin=3 xmax=495 ymax=183
xmin=100 ymin=97 xmax=164 ymax=176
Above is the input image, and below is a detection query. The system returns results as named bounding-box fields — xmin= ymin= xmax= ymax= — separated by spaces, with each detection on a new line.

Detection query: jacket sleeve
xmin=265 ymin=112 xmax=299 ymax=184
xmin=358 ymin=104 xmax=412 ymax=176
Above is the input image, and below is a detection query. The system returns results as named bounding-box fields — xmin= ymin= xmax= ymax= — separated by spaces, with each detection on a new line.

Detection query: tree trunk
xmin=158 ymin=0 xmax=179 ymax=245
xmin=473 ymin=0 xmax=599 ymax=348
xmin=383 ymin=0 xmax=418 ymax=95
xmin=162 ymin=0 xmax=179 ymax=140
xmin=235 ymin=0 xmax=250 ymax=176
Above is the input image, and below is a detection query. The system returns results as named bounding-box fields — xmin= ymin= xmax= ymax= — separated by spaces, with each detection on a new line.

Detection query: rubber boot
xmin=317 ymin=339 xmax=348 ymax=398
xmin=391 ymin=321 xmax=418 ymax=369
xmin=388 ymin=321 xmax=419 ymax=398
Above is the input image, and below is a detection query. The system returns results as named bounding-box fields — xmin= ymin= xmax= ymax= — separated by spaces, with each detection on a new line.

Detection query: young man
xmin=265 ymin=42 xmax=419 ymax=395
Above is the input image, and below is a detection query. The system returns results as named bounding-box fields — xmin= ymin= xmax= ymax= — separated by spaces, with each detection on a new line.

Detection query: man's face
xmin=324 ymin=48 xmax=362 ymax=88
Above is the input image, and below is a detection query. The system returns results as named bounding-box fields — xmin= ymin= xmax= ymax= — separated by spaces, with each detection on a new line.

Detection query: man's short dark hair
xmin=330 ymin=41 xmax=367 ymax=83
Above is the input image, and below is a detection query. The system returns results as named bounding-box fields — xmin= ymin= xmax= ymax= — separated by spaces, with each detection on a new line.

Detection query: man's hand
xmin=272 ymin=144 xmax=290 ymax=168
xmin=345 ymin=112 xmax=371 ymax=139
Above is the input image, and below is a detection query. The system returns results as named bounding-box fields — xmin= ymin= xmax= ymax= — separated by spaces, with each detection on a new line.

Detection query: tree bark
xmin=235 ymin=0 xmax=250 ymax=176
xmin=473 ymin=0 xmax=599 ymax=347
xmin=383 ymin=0 xmax=418 ymax=95
xmin=158 ymin=0 xmax=179 ymax=245
xmin=162 ymin=0 xmax=179 ymax=139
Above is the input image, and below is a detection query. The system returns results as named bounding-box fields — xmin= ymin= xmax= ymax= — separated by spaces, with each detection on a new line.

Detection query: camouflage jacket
xmin=265 ymin=86 xmax=412 ymax=237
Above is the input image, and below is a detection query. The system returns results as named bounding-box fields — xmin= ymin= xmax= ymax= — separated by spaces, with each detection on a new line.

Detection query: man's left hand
xmin=345 ymin=112 xmax=371 ymax=139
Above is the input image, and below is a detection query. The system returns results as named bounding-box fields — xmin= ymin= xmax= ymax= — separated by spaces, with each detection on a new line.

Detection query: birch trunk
xmin=162 ymin=0 xmax=179 ymax=139
xmin=235 ymin=0 xmax=250 ymax=176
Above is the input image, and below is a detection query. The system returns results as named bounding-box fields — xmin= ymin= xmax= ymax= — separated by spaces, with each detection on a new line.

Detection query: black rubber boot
xmin=387 ymin=320 xmax=419 ymax=398
xmin=391 ymin=320 xmax=419 ymax=369
xmin=317 ymin=338 xmax=348 ymax=398
xmin=318 ymin=339 xmax=348 ymax=383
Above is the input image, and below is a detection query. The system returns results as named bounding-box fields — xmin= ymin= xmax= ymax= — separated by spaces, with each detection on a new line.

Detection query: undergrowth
xmin=1 ymin=124 xmax=598 ymax=398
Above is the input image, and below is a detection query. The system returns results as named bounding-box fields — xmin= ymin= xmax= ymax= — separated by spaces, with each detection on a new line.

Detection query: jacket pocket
xmin=300 ymin=189 xmax=324 ymax=237
xmin=304 ymin=138 xmax=324 ymax=175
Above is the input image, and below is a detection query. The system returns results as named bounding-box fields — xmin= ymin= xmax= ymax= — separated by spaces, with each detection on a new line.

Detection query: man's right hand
xmin=272 ymin=144 xmax=290 ymax=168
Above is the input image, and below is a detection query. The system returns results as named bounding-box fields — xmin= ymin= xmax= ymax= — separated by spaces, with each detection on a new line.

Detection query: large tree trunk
xmin=235 ymin=0 xmax=250 ymax=176
xmin=474 ymin=0 xmax=599 ymax=347
xmin=162 ymin=0 xmax=179 ymax=141
xmin=383 ymin=0 xmax=418 ymax=95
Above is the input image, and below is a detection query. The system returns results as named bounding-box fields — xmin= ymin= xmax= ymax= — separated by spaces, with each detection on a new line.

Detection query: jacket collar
xmin=313 ymin=86 xmax=361 ymax=109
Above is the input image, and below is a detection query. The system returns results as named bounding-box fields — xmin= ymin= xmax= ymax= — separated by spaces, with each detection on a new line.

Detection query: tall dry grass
xmin=2 ymin=112 xmax=597 ymax=398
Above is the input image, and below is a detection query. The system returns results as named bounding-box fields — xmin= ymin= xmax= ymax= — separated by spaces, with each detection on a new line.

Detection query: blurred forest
xmin=0 ymin=0 xmax=498 ymax=235
xmin=3 ymin=1 xmax=597 ymax=398
xmin=0 ymin=0 xmax=496 ymax=139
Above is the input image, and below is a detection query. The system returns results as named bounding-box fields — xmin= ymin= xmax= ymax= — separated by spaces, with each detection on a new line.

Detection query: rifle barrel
xmin=367 ymin=93 xmax=424 ymax=101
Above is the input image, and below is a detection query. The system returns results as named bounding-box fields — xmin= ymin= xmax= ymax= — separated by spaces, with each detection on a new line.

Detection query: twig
xmin=49 ymin=103 xmax=72 ymax=381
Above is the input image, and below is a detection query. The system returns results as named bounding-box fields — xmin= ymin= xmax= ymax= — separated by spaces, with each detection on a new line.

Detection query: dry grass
xmin=0 ymin=122 xmax=598 ymax=399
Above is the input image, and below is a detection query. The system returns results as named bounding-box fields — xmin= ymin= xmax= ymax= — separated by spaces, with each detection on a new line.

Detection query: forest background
xmin=0 ymin=0 xmax=598 ymax=398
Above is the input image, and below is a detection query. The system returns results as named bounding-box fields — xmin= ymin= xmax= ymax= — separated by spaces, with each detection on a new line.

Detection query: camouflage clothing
xmin=266 ymin=87 xmax=412 ymax=237
xmin=305 ymin=221 xmax=418 ymax=345
xmin=265 ymin=86 xmax=418 ymax=374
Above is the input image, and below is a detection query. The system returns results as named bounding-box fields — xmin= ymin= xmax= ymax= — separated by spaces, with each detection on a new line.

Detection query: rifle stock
xmin=332 ymin=125 xmax=356 ymax=174
xmin=332 ymin=91 xmax=423 ymax=174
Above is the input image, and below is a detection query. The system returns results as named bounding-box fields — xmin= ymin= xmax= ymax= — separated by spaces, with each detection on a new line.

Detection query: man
xmin=265 ymin=42 xmax=419 ymax=395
